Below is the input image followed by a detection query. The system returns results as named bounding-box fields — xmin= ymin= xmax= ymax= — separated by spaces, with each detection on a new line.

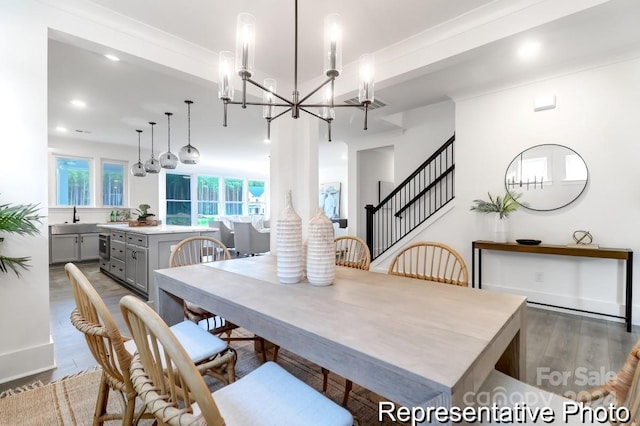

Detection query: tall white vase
xmin=494 ymin=215 xmax=508 ymax=243
xmin=277 ymin=190 xmax=303 ymax=284
xmin=306 ymin=208 xmax=335 ymax=286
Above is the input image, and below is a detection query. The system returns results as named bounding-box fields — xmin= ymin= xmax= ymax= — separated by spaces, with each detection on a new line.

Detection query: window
xmin=247 ymin=180 xmax=266 ymax=215
xmin=56 ymin=156 xmax=91 ymax=206
xmin=224 ymin=178 xmax=244 ymax=215
xmin=197 ymin=176 xmax=219 ymax=226
xmin=166 ymin=174 xmax=191 ymax=225
xmin=102 ymin=161 xmax=125 ymax=206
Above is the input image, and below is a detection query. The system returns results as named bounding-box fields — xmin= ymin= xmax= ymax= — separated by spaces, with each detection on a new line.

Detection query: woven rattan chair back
xmin=570 ymin=339 xmax=640 ymax=422
xmin=65 ymin=262 xmax=152 ymax=425
xmin=335 ymin=236 xmax=371 ymax=271
xmin=388 ymin=241 xmax=468 ymax=286
xmin=169 ymin=236 xmax=231 ymax=267
xmin=120 ymin=295 xmax=224 ymax=426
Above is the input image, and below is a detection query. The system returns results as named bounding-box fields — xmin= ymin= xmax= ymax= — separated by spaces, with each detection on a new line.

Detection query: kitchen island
xmin=97 ymin=224 xmax=220 ymax=298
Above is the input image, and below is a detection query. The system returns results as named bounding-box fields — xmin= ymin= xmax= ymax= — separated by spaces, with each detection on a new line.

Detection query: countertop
xmin=97 ymin=223 xmax=217 ymax=235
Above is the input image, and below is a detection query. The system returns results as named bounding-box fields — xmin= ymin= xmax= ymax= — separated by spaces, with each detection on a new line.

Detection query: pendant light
xmin=159 ymin=112 xmax=179 ymax=169
xmin=178 ymin=100 xmax=200 ymax=164
xmin=130 ymin=129 xmax=146 ymax=177
xmin=144 ymin=121 xmax=161 ymax=173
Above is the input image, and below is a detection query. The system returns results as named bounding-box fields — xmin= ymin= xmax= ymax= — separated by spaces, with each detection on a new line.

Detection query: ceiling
xmin=48 ymin=0 xmax=640 ymax=174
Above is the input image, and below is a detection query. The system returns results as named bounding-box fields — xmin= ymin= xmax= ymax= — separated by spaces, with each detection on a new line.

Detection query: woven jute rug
xmin=0 ymin=341 xmax=398 ymax=425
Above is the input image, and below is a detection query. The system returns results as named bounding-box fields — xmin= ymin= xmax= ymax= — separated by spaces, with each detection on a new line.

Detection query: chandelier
xmin=217 ymin=0 xmax=375 ymax=142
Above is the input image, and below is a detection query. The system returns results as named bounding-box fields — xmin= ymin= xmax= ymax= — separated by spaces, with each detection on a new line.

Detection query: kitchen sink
xmin=49 ymin=223 xmax=100 ymax=235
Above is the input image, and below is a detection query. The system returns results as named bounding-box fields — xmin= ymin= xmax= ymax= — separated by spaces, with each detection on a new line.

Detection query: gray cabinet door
xmin=50 ymin=234 xmax=79 ymax=263
xmin=125 ymin=245 xmax=148 ymax=293
xmin=79 ymin=233 xmax=100 ymax=260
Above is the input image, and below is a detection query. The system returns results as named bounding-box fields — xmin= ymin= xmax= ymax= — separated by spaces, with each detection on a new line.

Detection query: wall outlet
xmin=535 ymin=272 xmax=544 ymax=283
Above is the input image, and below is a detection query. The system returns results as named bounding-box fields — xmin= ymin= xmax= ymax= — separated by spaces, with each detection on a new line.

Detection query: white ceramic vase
xmin=306 ymin=208 xmax=335 ymax=286
xmin=276 ymin=190 xmax=303 ymax=284
xmin=494 ymin=215 xmax=508 ymax=243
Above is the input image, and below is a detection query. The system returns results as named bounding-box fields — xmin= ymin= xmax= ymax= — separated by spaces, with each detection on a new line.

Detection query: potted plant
xmin=134 ymin=204 xmax=155 ymax=224
xmin=470 ymin=191 xmax=524 ymax=242
xmin=0 ymin=199 xmax=43 ymax=276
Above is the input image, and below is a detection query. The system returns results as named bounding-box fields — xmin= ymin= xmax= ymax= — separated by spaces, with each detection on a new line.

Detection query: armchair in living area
xmin=208 ymin=219 xmax=235 ymax=249
xmin=233 ymin=221 xmax=270 ymax=256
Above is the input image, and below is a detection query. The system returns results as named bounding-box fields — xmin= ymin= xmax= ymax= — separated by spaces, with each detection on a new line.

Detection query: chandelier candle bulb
xmin=235 ymin=13 xmax=255 ymax=76
xmin=263 ymin=78 xmax=277 ymax=119
xmin=359 ymin=54 xmax=375 ymax=103
xmin=324 ymin=14 xmax=342 ymax=75
xmin=218 ymin=51 xmax=234 ymax=100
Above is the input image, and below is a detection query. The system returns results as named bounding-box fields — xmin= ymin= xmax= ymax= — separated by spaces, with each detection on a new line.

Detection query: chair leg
xmin=272 ymin=345 xmax=280 ymax=362
xmin=258 ymin=337 xmax=267 ymax=363
xmin=321 ymin=367 xmax=329 ymax=393
xmin=93 ymin=371 xmax=109 ymax=425
xmin=123 ymin=394 xmax=136 ymax=425
xmin=342 ymin=379 xmax=353 ymax=407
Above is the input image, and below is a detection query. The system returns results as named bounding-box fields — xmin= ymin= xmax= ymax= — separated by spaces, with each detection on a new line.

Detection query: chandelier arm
xmin=223 ymin=100 xmax=228 ymax=127
xmin=227 ymin=100 xmax=291 ymax=107
xmin=270 ymin=107 xmax=293 ymax=122
xmin=328 ymin=119 xmax=332 ymax=142
xmin=297 ymin=77 xmax=334 ymax=105
xmin=299 ymin=107 xmax=330 ymax=123
xmin=300 ymin=103 xmax=363 ymax=108
xmin=245 ymin=77 xmax=294 ymax=106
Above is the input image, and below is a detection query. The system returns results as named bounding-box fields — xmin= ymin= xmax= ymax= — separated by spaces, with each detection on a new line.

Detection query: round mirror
xmin=504 ymin=144 xmax=588 ymax=211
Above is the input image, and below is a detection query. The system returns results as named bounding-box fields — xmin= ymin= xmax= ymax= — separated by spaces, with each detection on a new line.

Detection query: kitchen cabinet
xmin=50 ymin=232 xmax=100 ymax=264
xmin=97 ymin=224 xmax=224 ymax=298
xmin=125 ymin=244 xmax=148 ymax=294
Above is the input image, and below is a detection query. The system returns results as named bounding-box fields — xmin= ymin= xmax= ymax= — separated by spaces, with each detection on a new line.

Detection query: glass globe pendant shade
xmin=179 ymin=144 xmax=200 ymax=164
xmin=144 ymin=121 xmax=161 ymax=173
xmin=131 ymin=129 xmax=146 ymax=177
xmin=179 ymin=100 xmax=200 ymax=164
xmin=130 ymin=161 xmax=146 ymax=177
xmin=159 ymin=151 xmax=179 ymax=169
xmin=144 ymin=157 xmax=161 ymax=173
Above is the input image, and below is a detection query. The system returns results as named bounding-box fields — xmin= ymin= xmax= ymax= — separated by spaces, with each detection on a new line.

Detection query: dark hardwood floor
xmin=2 ymin=261 xmax=638 ymax=402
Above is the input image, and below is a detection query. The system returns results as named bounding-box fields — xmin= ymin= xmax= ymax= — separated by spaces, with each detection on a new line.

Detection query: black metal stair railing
xmin=365 ymin=134 xmax=455 ymax=260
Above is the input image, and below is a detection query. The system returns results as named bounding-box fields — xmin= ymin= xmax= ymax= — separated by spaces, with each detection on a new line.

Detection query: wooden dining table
xmin=151 ymin=255 xmax=527 ymax=412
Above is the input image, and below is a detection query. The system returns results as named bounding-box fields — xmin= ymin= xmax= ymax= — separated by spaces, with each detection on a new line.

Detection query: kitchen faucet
xmin=73 ymin=206 xmax=80 ymax=223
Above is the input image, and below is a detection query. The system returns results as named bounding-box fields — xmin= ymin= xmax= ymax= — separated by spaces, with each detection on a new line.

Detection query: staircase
xmin=365 ymin=134 xmax=455 ymax=260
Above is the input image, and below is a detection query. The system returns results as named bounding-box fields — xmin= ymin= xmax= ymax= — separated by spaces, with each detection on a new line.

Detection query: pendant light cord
xmin=137 ymin=130 xmax=142 ymax=162
xmin=187 ymin=102 xmax=191 ymax=147
xmin=166 ymin=113 xmax=172 ymax=151
xmin=150 ymin=122 xmax=155 ymax=158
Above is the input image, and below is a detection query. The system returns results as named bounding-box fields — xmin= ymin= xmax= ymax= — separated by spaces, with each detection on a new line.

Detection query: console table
xmin=472 ymin=240 xmax=633 ymax=332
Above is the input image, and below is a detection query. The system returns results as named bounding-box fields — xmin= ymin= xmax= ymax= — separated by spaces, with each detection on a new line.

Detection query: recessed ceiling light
xmin=341 ymin=154 xmax=347 ymax=160
xmin=104 ymin=53 xmax=120 ymax=61
xmin=55 ymin=126 xmax=68 ymax=132
xmin=517 ymin=41 xmax=541 ymax=59
xmin=70 ymin=99 xmax=86 ymax=108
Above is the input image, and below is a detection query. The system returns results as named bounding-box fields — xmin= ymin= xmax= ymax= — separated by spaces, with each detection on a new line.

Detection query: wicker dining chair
xmin=335 ymin=235 xmax=371 ymax=270
xmin=120 ymin=295 xmax=354 ymax=426
xmin=170 ymin=236 xmax=276 ymax=363
xmin=387 ymin=241 xmax=469 ymax=286
xmin=567 ymin=338 xmax=640 ymax=421
xmin=320 ymin=235 xmax=372 ymax=407
xmin=66 ymin=263 xmax=155 ymax=425
xmin=66 ymin=263 xmax=236 ymax=425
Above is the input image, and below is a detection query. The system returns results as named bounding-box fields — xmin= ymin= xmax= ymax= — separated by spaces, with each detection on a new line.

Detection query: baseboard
xmin=0 ymin=338 xmax=55 ymax=384
xmin=482 ymin=283 xmax=627 ymax=323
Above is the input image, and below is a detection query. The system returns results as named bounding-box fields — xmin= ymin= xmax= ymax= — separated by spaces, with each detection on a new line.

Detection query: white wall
xmin=0 ymin=2 xmax=54 ymax=382
xmin=438 ymin=56 xmax=640 ymax=323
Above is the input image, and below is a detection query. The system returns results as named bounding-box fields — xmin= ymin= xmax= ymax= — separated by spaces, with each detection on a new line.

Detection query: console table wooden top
xmin=473 ymin=240 xmax=632 ymax=260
